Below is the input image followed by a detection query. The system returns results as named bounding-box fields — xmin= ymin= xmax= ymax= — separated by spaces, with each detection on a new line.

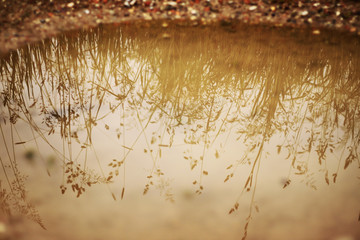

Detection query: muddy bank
xmin=1 ymin=0 xmax=360 ymax=55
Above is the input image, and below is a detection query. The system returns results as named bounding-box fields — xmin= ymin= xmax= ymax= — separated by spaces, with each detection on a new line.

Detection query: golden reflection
xmin=0 ymin=22 xmax=359 ymax=239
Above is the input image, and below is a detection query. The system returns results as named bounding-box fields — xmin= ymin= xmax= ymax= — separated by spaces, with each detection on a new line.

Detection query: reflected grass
xmin=0 ymin=22 xmax=360 ymax=237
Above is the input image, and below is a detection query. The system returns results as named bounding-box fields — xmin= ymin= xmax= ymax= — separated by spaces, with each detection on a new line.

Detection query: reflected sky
xmin=0 ymin=22 xmax=359 ymax=240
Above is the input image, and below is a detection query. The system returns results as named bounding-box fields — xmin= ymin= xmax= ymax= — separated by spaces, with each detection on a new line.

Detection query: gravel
xmin=1 ymin=0 xmax=360 ymax=55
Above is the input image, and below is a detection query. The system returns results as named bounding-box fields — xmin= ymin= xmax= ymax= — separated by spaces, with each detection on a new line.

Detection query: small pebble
xmin=190 ymin=9 xmax=199 ymax=16
xmin=300 ymin=10 xmax=308 ymax=16
xmin=165 ymin=1 xmax=177 ymax=7
xmin=143 ymin=13 xmax=152 ymax=20
xmin=249 ymin=6 xmax=257 ymax=11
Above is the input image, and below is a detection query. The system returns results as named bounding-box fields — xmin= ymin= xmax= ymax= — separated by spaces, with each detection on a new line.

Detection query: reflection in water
xmin=0 ymin=22 xmax=360 ymax=239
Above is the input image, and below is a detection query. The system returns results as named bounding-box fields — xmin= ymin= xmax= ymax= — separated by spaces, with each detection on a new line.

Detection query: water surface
xmin=0 ymin=22 xmax=359 ymax=240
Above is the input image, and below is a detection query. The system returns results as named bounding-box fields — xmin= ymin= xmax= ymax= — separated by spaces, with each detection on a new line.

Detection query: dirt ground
xmin=1 ymin=0 xmax=360 ymax=55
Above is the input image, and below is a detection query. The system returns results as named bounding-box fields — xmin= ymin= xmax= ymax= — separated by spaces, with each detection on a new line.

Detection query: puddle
xmin=0 ymin=22 xmax=359 ymax=240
